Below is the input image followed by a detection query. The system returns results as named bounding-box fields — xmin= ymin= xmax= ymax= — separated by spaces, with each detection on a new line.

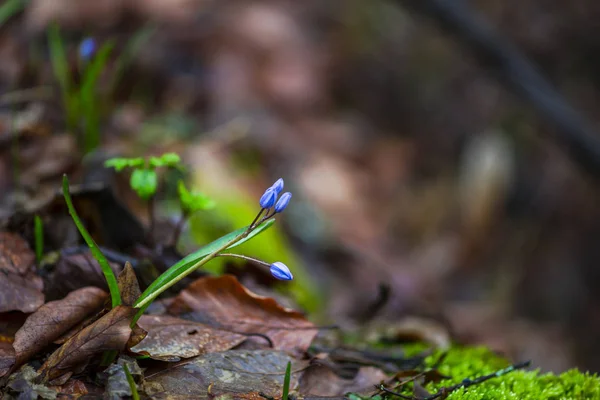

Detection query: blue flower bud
xmin=274 ymin=192 xmax=292 ymax=213
xmin=270 ymin=262 xmax=293 ymax=280
xmin=270 ymin=178 xmax=284 ymax=195
xmin=259 ymin=188 xmax=277 ymax=209
xmin=79 ymin=38 xmax=96 ymax=60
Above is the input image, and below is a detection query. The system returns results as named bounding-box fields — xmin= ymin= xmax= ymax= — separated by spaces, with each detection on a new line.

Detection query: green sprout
xmin=62 ymin=175 xmax=121 ymax=308
xmin=33 ymin=215 xmax=43 ymax=264
xmin=123 ymin=364 xmax=140 ymax=400
xmin=47 ymin=24 xmax=152 ymax=154
xmin=282 ymin=361 xmax=292 ymax=400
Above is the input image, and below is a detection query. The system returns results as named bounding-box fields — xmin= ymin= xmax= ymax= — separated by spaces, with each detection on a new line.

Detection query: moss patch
xmin=418 ymin=347 xmax=600 ymax=400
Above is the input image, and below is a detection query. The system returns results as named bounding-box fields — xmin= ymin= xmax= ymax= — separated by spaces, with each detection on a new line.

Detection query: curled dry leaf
xmin=0 ymin=231 xmax=44 ymax=313
xmin=12 ymin=287 xmax=108 ymax=370
xmin=299 ymin=364 xmax=388 ymax=396
xmin=37 ymin=305 xmax=136 ymax=384
xmin=168 ymin=275 xmax=317 ymax=354
xmin=130 ymin=315 xmax=246 ymax=361
xmin=117 ymin=261 xmax=141 ymax=307
xmin=143 ymin=349 xmax=306 ymax=399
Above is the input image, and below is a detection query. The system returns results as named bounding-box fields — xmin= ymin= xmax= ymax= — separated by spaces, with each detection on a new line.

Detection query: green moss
xmin=410 ymin=347 xmax=600 ymax=400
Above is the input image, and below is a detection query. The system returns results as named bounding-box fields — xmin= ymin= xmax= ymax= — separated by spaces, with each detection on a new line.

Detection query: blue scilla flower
xmin=270 ymin=262 xmax=293 ymax=280
xmin=274 ymin=192 xmax=292 ymax=213
xmin=79 ymin=37 xmax=96 ymax=60
xmin=259 ymin=187 xmax=277 ymax=209
xmin=270 ymin=178 xmax=284 ymax=195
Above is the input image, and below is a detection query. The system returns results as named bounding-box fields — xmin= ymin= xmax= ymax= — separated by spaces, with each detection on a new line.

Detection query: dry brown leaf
xmin=117 ymin=262 xmax=141 ymax=307
xmin=143 ymin=350 xmax=305 ymax=399
xmin=168 ymin=275 xmax=317 ymax=354
xmin=0 ymin=231 xmax=44 ymax=313
xmin=0 ymin=341 xmax=15 ymax=377
xmin=13 ymin=287 xmax=107 ymax=370
xmin=37 ymin=305 xmax=136 ymax=384
xmin=130 ymin=315 xmax=246 ymax=361
xmin=299 ymin=364 xmax=387 ymax=396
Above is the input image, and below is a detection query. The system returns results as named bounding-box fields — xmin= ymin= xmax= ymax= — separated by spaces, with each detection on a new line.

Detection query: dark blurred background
xmin=2 ymin=0 xmax=600 ymax=374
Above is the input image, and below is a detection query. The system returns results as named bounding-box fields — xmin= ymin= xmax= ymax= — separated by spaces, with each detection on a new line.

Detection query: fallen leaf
xmin=37 ymin=305 xmax=136 ymax=384
xmin=143 ymin=350 xmax=305 ymax=399
xmin=117 ymin=261 xmax=141 ymax=306
xmin=0 ymin=341 xmax=15 ymax=377
xmin=54 ymin=378 xmax=89 ymax=399
xmin=130 ymin=315 xmax=246 ymax=361
xmin=12 ymin=287 xmax=107 ymax=370
xmin=299 ymin=365 xmax=387 ymax=396
xmin=5 ymin=365 xmax=57 ymax=400
xmin=0 ymin=231 xmax=44 ymax=313
xmin=168 ymin=275 xmax=317 ymax=354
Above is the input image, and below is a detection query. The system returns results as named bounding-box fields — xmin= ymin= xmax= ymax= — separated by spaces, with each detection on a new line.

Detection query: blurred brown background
xmin=2 ymin=0 xmax=600 ymax=374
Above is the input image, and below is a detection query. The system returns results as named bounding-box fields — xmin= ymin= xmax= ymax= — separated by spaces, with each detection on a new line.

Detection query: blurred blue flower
xmin=79 ymin=37 xmax=96 ymax=60
xmin=259 ymin=188 xmax=277 ymax=209
xmin=270 ymin=262 xmax=293 ymax=280
xmin=274 ymin=192 xmax=292 ymax=213
xmin=270 ymin=178 xmax=284 ymax=195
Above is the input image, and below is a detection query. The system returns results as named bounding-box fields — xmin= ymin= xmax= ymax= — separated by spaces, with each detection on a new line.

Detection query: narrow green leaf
xmin=34 ymin=215 xmax=43 ymax=264
xmin=80 ymin=41 xmax=114 ymax=153
xmin=0 ymin=0 xmax=25 ymax=28
xmin=132 ymin=219 xmax=275 ymax=320
xmin=110 ymin=24 xmax=155 ymax=95
xmin=282 ymin=361 xmax=292 ymax=400
xmin=130 ymin=168 xmax=157 ymax=200
xmin=48 ymin=24 xmax=77 ymax=130
xmin=123 ymin=364 xmax=140 ymax=400
xmin=62 ymin=175 xmax=121 ymax=308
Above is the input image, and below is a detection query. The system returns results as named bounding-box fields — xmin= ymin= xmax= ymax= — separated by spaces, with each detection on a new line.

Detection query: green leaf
xmin=282 ymin=361 xmax=291 ymax=400
xmin=149 ymin=152 xmax=181 ymax=169
xmin=130 ymin=168 xmax=157 ymax=199
xmin=62 ymin=175 xmax=121 ymax=308
xmin=178 ymin=180 xmax=216 ymax=214
xmin=0 ymin=0 xmax=25 ymax=28
xmin=48 ymin=24 xmax=77 ymax=130
xmin=104 ymin=157 xmax=145 ymax=172
xmin=123 ymin=364 xmax=140 ymax=400
xmin=110 ymin=24 xmax=155 ymax=96
xmin=34 ymin=215 xmax=43 ymax=264
xmin=132 ymin=219 xmax=275 ymax=322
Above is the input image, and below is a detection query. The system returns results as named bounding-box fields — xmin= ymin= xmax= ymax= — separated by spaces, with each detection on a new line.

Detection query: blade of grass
xmin=132 ymin=219 xmax=275 ymax=324
xmin=110 ymin=25 xmax=155 ymax=94
xmin=123 ymin=364 xmax=140 ymax=400
xmin=62 ymin=174 xmax=121 ymax=307
xmin=34 ymin=215 xmax=43 ymax=264
xmin=0 ymin=0 xmax=26 ymax=28
xmin=80 ymin=41 xmax=114 ymax=153
xmin=282 ymin=361 xmax=291 ymax=400
xmin=48 ymin=24 xmax=78 ymax=131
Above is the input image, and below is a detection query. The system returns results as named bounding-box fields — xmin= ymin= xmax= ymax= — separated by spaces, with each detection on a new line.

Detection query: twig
xmin=396 ymin=0 xmax=600 ymax=179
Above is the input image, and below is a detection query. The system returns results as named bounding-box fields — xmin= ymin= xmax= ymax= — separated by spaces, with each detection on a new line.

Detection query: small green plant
xmin=282 ymin=361 xmax=292 ymax=400
xmin=33 ymin=215 xmax=43 ymax=264
xmin=64 ymin=161 xmax=295 ymax=325
xmin=62 ymin=175 xmax=121 ymax=308
xmin=48 ymin=24 xmax=152 ymax=154
xmin=105 ymin=153 xmax=185 ymax=244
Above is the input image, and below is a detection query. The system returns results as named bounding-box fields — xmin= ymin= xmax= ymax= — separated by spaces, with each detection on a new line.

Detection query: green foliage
xmin=387 ymin=346 xmax=600 ymax=400
xmin=105 ymin=153 xmax=184 ymax=200
xmin=130 ymin=168 xmax=157 ymax=200
xmin=33 ymin=215 xmax=43 ymax=264
xmin=62 ymin=175 xmax=121 ymax=308
xmin=104 ymin=157 xmax=145 ymax=172
xmin=178 ymin=180 xmax=216 ymax=215
xmin=132 ymin=219 xmax=275 ymax=323
xmin=0 ymin=0 xmax=26 ymax=27
xmin=282 ymin=361 xmax=292 ymax=400
xmin=48 ymin=24 xmax=151 ymax=154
